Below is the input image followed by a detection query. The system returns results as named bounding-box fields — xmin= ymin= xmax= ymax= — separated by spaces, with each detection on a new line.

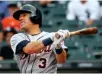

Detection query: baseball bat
xmin=67 ymin=27 xmax=98 ymax=37
xmin=55 ymin=27 xmax=98 ymax=38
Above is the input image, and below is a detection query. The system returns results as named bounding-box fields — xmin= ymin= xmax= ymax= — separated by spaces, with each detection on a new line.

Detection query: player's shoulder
xmin=11 ymin=32 xmax=26 ymax=40
xmin=43 ymin=31 xmax=54 ymax=33
xmin=42 ymin=31 xmax=50 ymax=33
xmin=42 ymin=31 xmax=54 ymax=36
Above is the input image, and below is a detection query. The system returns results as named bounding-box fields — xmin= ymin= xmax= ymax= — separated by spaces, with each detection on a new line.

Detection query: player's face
xmin=19 ymin=13 xmax=33 ymax=30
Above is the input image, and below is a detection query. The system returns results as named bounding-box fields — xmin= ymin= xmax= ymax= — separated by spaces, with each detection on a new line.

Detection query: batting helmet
xmin=13 ymin=4 xmax=42 ymax=28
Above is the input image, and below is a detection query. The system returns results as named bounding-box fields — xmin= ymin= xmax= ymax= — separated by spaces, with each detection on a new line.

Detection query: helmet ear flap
xmin=30 ymin=9 xmax=42 ymax=28
xmin=30 ymin=11 xmax=36 ymax=17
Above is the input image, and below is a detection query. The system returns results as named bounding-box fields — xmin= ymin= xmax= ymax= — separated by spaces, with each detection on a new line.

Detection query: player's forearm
xmin=23 ymin=41 xmax=45 ymax=54
xmin=56 ymin=49 xmax=67 ymax=64
xmin=23 ymin=38 xmax=53 ymax=54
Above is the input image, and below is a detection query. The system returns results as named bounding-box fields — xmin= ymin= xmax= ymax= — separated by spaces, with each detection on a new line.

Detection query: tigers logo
xmin=40 ymin=45 xmax=52 ymax=53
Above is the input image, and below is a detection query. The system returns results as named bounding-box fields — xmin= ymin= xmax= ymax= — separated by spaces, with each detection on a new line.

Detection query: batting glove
xmin=50 ymin=32 xmax=64 ymax=45
xmin=57 ymin=29 xmax=70 ymax=38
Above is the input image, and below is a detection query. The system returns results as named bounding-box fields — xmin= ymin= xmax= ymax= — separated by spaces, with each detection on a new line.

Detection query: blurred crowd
xmin=0 ymin=0 xmax=101 ymax=60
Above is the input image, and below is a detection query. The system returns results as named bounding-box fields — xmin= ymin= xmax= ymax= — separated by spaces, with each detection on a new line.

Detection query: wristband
xmin=56 ymin=48 xmax=63 ymax=54
xmin=42 ymin=38 xmax=53 ymax=46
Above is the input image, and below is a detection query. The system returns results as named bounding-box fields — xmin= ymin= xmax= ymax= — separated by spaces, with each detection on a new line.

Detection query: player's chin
xmin=21 ymin=26 xmax=28 ymax=31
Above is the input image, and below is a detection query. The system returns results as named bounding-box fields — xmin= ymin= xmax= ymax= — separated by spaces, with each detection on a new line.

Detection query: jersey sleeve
xmin=10 ymin=34 xmax=30 ymax=55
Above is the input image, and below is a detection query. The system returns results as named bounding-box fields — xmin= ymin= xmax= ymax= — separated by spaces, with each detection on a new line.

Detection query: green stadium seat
xmin=65 ymin=38 xmax=79 ymax=50
xmin=92 ymin=41 xmax=102 ymax=51
xmin=67 ymin=50 xmax=89 ymax=60
xmin=59 ymin=20 xmax=79 ymax=31
xmin=41 ymin=26 xmax=52 ymax=32
xmin=77 ymin=35 xmax=96 ymax=46
xmin=50 ymin=4 xmax=66 ymax=18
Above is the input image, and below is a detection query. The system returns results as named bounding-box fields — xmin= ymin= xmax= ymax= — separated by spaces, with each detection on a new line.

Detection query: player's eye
xmin=22 ymin=13 xmax=26 ymax=17
xmin=19 ymin=13 xmax=30 ymax=20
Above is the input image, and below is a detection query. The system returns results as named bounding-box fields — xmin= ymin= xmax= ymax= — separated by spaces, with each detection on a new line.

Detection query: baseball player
xmin=10 ymin=4 xmax=70 ymax=73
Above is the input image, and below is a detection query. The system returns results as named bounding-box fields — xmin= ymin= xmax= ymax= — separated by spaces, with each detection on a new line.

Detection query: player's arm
xmin=23 ymin=39 xmax=53 ymax=54
xmin=56 ymin=44 xmax=68 ymax=64
xmin=11 ymin=33 xmax=64 ymax=55
xmin=55 ymin=30 xmax=70 ymax=63
xmin=10 ymin=34 xmax=54 ymax=54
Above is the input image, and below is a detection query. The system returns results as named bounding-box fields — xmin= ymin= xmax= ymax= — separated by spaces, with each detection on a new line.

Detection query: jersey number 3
xmin=39 ymin=58 xmax=46 ymax=68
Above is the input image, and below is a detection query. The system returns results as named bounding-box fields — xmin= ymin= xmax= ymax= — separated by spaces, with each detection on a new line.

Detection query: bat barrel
xmin=80 ymin=27 xmax=98 ymax=35
xmin=69 ymin=27 xmax=98 ymax=37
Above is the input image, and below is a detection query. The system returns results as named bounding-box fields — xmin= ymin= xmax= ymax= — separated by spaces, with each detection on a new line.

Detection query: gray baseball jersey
xmin=10 ymin=31 xmax=67 ymax=73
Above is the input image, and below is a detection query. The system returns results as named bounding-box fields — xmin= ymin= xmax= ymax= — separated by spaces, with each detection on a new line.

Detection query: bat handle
xmin=64 ymin=32 xmax=70 ymax=38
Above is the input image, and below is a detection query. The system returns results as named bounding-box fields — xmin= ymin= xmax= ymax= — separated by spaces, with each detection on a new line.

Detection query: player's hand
xmin=57 ymin=29 xmax=70 ymax=38
xmin=50 ymin=32 xmax=64 ymax=45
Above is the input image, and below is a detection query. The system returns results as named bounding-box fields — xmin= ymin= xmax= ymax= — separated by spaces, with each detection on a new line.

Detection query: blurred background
xmin=0 ymin=0 xmax=102 ymax=73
